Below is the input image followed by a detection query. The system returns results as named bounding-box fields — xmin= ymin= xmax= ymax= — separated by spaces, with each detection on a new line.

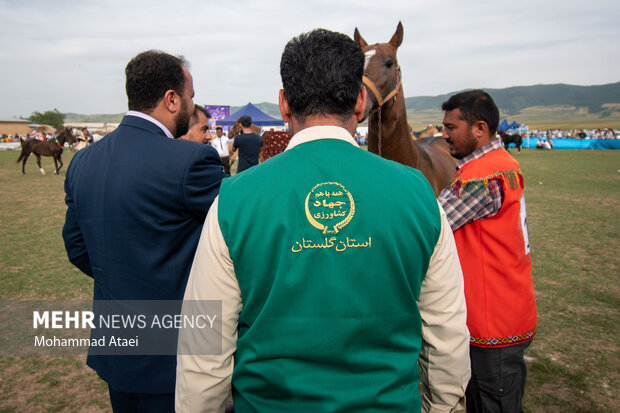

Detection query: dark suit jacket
xmin=62 ymin=115 xmax=225 ymax=393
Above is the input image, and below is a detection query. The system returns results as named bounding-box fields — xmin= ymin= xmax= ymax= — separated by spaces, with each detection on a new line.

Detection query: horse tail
xmin=16 ymin=148 xmax=26 ymax=163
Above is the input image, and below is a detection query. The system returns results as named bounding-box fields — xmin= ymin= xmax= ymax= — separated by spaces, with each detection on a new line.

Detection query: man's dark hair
xmin=280 ymin=29 xmax=364 ymax=123
xmin=189 ymin=105 xmax=211 ymax=127
xmin=215 ymin=126 xmax=223 ymax=131
xmin=441 ymin=90 xmax=499 ymax=135
xmin=238 ymin=115 xmax=252 ymax=128
xmin=125 ymin=50 xmax=189 ymax=112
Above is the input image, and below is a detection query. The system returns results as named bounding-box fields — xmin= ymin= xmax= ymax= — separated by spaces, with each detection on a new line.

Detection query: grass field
xmin=0 ymin=148 xmax=619 ymax=412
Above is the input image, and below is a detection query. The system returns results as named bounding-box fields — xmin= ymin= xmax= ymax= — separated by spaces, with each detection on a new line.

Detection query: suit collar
xmin=123 ymin=111 xmax=174 ymax=139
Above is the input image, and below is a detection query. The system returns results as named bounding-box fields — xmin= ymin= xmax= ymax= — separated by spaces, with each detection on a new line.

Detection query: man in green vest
xmin=176 ymin=29 xmax=470 ymax=413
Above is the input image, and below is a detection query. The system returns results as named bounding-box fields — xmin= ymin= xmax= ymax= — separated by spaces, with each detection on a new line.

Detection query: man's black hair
xmin=125 ymin=50 xmax=189 ymax=112
xmin=441 ymin=90 xmax=499 ymax=135
xmin=280 ymin=29 xmax=364 ymax=124
xmin=189 ymin=105 xmax=211 ymax=127
xmin=239 ymin=115 xmax=252 ymax=128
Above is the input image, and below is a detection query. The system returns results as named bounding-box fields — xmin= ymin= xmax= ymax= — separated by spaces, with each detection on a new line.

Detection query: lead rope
xmin=377 ymin=106 xmax=382 ymax=157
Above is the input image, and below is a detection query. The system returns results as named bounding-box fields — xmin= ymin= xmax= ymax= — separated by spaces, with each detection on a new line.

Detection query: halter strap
xmin=362 ymin=66 xmax=401 ymax=108
xmin=363 ymin=66 xmax=401 ymax=158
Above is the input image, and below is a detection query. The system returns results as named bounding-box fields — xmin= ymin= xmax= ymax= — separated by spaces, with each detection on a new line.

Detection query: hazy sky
xmin=1 ymin=0 xmax=618 ymax=118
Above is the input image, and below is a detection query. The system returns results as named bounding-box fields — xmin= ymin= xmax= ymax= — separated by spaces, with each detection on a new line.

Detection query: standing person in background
xmin=62 ymin=50 xmax=225 ymax=413
xmin=83 ymin=127 xmax=93 ymax=144
xmin=211 ymin=126 xmax=232 ymax=174
xmin=438 ymin=89 xmax=537 ymax=413
xmin=176 ymin=28 xmax=470 ymax=413
xmin=231 ymin=115 xmax=262 ymax=173
xmin=179 ymin=104 xmax=213 ymax=144
xmin=74 ymin=128 xmax=89 ymax=150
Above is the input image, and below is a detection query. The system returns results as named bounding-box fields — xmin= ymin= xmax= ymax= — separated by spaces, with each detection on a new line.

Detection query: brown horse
xmin=413 ymin=125 xmax=439 ymax=140
xmin=16 ymin=137 xmax=64 ymax=175
xmin=354 ymin=22 xmax=456 ymax=195
xmin=228 ymin=119 xmax=263 ymax=138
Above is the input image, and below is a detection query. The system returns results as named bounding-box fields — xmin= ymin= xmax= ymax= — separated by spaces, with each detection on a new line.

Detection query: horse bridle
xmin=362 ymin=65 xmax=402 ymax=109
xmin=362 ymin=65 xmax=401 ymax=156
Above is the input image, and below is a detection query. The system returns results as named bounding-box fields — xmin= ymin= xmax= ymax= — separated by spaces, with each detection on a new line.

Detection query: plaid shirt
xmin=438 ymin=139 xmax=504 ymax=231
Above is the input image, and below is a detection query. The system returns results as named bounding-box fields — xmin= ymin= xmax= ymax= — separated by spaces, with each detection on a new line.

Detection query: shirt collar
xmin=456 ymin=138 xmax=503 ymax=169
xmin=285 ymin=126 xmax=359 ymax=151
xmin=126 ymin=110 xmax=174 ymax=139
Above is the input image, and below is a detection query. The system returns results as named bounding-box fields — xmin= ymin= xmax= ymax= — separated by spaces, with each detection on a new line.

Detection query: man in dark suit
xmin=62 ymin=50 xmax=226 ymax=412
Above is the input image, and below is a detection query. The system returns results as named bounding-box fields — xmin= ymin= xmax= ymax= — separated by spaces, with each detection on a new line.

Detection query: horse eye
xmin=385 ymin=60 xmax=393 ymax=68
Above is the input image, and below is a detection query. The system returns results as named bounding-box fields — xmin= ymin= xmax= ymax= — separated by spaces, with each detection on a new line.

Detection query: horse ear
xmin=389 ymin=21 xmax=403 ymax=49
xmin=354 ymin=27 xmax=368 ymax=49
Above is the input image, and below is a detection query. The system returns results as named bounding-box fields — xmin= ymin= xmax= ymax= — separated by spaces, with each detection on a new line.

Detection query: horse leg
xmin=35 ymin=154 xmax=45 ymax=175
xmin=55 ymin=155 xmax=63 ymax=175
xmin=21 ymin=153 xmax=30 ymax=174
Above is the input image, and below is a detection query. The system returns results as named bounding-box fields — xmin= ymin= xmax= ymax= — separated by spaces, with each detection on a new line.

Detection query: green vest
xmin=218 ymin=138 xmax=440 ymax=412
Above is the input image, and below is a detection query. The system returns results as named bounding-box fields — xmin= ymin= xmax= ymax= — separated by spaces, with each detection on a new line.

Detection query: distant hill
xmin=405 ymin=82 xmax=620 ymax=115
xmin=64 ymin=112 xmax=125 ymax=123
xmin=64 ymin=82 xmax=620 ymax=129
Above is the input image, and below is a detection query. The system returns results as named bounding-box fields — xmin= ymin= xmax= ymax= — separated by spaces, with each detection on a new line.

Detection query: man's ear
xmin=162 ymin=89 xmax=179 ymax=113
xmin=473 ymin=120 xmax=489 ymax=140
xmin=354 ymin=86 xmax=368 ymax=122
xmin=279 ymin=89 xmax=292 ymax=123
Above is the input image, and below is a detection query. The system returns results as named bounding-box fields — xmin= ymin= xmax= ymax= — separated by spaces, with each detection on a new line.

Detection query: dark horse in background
xmin=499 ymin=131 xmax=523 ymax=153
xmin=16 ymin=137 xmax=64 ymax=175
xmin=57 ymin=127 xmax=77 ymax=148
xmin=354 ymin=22 xmax=456 ymax=196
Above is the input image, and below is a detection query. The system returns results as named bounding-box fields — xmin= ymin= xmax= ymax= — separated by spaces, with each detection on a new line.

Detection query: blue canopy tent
xmin=509 ymin=121 xmax=520 ymax=129
xmin=498 ymin=119 xmax=509 ymax=132
xmin=218 ymin=102 xmax=285 ymax=127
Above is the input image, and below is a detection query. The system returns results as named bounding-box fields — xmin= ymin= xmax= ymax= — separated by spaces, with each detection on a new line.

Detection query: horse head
xmin=229 ymin=120 xmax=242 ymax=138
xmin=57 ymin=127 xmax=76 ymax=146
xmin=354 ymin=22 xmax=404 ymax=121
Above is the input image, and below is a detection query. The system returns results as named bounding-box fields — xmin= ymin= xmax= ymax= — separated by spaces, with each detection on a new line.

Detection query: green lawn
xmin=0 ymin=148 xmax=618 ymax=412
xmin=518 ymin=149 xmax=619 ymax=412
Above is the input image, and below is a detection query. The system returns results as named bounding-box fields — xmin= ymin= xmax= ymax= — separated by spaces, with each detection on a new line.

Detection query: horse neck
xmin=368 ymin=92 xmax=420 ymax=167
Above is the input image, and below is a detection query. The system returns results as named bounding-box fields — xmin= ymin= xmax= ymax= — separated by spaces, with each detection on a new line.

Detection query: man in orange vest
xmin=438 ymin=90 xmax=537 ymax=413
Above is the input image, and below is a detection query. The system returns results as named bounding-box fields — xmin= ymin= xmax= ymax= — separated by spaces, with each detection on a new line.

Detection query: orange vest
xmin=451 ymin=148 xmax=536 ymax=347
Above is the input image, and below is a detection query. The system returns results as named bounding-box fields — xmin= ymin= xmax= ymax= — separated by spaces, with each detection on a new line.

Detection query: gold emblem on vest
xmin=292 ymin=182 xmax=371 ymax=253
xmin=304 ymin=182 xmax=354 ymax=234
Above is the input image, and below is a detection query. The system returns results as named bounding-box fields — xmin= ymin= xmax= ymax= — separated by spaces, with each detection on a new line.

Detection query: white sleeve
xmin=176 ymin=198 xmax=242 ymax=413
xmin=418 ymin=202 xmax=471 ymax=413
